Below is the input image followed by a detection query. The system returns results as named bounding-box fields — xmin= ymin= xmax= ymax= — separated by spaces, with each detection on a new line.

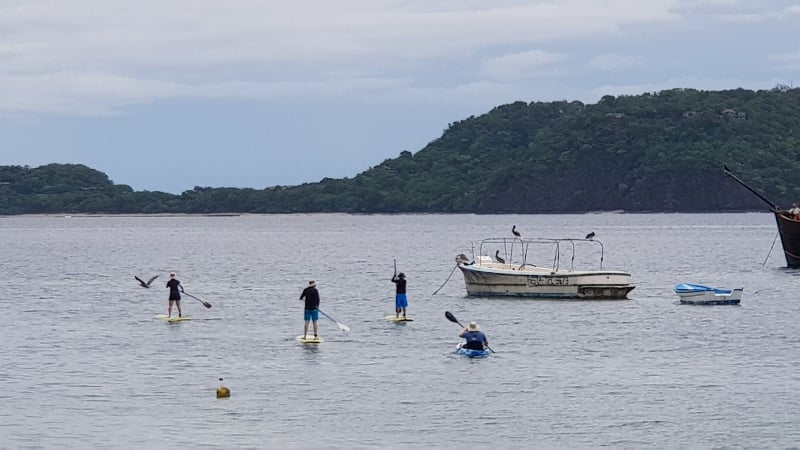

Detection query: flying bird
xmin=495 ymin=250 xmax=505 ymax=264
xmin=585 ymin=231 xmax=595 ymax=240
xmin=512 ymin=225 xmax=521 ymax=237
xmin=135 ymin=275 xmax=159 ymax=288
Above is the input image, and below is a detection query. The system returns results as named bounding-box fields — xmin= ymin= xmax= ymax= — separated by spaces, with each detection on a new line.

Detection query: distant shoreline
xmin=0 ymin=210 xmax=773 ymax=218
xmin=0 ymin=213 xmax=243 ymax=218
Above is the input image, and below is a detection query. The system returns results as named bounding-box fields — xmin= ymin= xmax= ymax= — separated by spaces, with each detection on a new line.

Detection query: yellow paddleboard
xmin=385 ymin=315 xmax=414 ymax=322
xmin=297 ymin=335 xmax=324 ymax=344
xmin=154 ymin=314 xmax=192 ymax=322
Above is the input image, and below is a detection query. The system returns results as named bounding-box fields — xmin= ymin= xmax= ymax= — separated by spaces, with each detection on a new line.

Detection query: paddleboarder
xmin=300 ymin=280 xmax=320 ymax=339
xmin=166 ymin=272 xmax=184 ymax=318
xmin=391 ymin=271 xmax=408 ymax=318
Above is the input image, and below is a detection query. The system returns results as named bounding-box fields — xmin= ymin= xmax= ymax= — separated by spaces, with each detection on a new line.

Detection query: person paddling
xmin=459 ymin=321 xmax=489 ymax=350
xmin=166 ymin=272 xmax=184 ymax=318
xmin=391 ymin=271 xmax=408 ymax=318
xmin=300 ymin=280 xmax=320 ymax=339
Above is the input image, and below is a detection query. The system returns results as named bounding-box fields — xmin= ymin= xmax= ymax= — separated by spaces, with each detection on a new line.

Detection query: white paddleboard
xmin=385 ymin=315 xmax=414 ymax=322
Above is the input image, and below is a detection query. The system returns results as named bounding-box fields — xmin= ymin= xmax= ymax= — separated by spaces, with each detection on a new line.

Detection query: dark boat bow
xmin=724 ymin=165 xmax=800 ymax=268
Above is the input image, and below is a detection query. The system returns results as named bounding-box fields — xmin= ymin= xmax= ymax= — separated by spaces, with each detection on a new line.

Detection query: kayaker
xmin=391 ymin=271 xmax=408 ymax=318
xmin=459 ymin=321 xmax=488 ymax=350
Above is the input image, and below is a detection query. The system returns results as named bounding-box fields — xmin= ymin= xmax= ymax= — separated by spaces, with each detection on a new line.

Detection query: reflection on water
xmin=1 ymin=213 xmax=799 ymax=448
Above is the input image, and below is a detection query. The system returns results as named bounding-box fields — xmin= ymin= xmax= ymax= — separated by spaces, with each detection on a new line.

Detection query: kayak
xmin=455 ymin=344 xmax=490 ymax=358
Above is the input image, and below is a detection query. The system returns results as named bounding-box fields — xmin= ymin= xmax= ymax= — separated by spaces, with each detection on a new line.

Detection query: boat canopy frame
xmin=468 ymin=237 xmax=606 ymax=272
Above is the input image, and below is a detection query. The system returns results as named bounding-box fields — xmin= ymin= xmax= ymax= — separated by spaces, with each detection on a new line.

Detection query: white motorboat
xmin=456 ymin=237 xmax=635 ymax=299
xmin=674 ymin=283 xmax=742 ymax=305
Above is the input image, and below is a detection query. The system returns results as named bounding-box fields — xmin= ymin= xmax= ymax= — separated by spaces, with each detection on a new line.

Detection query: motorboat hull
xmin=458 ymin=263 xmax=635 ymax=299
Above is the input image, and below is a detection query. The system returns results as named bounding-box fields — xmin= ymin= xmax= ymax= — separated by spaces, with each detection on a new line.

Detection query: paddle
xmin=183 ymin=291 xmax=212 ymax=308
xmin=392 ymin=259 xmax=399 ymax=312
xmin=318 ymin=309 xmax=350 ymax=332
xmin=445 ymin=311 xmax=495 ymax=353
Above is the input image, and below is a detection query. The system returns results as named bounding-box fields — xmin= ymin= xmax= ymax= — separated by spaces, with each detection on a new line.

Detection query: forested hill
xmin=2 ymin=86 xmax=800 ymax=215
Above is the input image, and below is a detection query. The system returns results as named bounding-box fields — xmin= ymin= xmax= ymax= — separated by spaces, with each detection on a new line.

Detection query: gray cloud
xmin=0 ymin=0 xmax=682 ymax=115
xmin=2 ymin=0 xmax=797 ymax=192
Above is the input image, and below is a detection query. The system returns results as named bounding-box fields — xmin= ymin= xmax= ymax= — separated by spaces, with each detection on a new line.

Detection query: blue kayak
xmin=455 ymin=344 xmax=490 ymax=358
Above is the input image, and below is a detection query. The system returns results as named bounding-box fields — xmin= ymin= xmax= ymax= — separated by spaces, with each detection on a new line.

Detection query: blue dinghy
xmin=455 ymin=344 xmax=490 ymax=358
xmin=674 ymin=283 xmax=742 ymax=305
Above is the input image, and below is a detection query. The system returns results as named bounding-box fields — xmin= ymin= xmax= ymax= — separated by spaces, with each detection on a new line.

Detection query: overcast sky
xmin=1 ymin=0 xmax=798 ymax=193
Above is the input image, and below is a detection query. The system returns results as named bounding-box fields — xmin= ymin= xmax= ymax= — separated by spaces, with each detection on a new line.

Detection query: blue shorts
xmin=304 ymin=309 xmax=319 ymax=321
xmin=395 ymin=293 xmax=408 ymax=308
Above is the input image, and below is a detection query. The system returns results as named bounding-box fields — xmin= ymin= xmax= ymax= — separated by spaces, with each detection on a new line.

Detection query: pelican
xmin=585 ymin=231 xmax=595 ymax=240
xmin=456 ymin=253 xmax=474 ymax=266
xmin=495 ymin=250 xmax=505 ymax=264
xmin=512 ymin=225 xmax=521 ymax=237
xmin=135 ymin=275 xmax=159 ymax=288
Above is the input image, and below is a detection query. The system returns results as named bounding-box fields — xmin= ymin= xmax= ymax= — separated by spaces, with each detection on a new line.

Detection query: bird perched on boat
xmin=585 ymin=231 xmax=595 ymax=240
xmin=512 ymin=225 xmax=521 ymax=238
xmin=135 ymin=275 xmax=159 ymax=288
xmin=457 ymin=254 xmax=475 ymax=266
xmin=495 ymin=250 xmax=505 ymax=264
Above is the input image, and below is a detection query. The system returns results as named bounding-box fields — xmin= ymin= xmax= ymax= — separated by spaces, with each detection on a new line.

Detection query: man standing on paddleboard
xmin=300 ymin=280 xmax=320 ymax=339
xmin=166 ymin=272 xmax=184 ymax=318
xmin=391 ymin=271 xmax=408 ymax=318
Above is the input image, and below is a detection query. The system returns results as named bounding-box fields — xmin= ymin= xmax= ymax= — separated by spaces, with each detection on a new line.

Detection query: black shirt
xmin=392 ymin=275 xmax=407 ymax=294
xmin=166 ymin=279 xmax=182 ymax=298
xmin=300 ymin=286 xmax=320 ymax=310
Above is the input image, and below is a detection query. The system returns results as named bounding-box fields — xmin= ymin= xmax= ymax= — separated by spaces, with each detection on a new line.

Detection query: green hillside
xmin=2 ymin=86 xmax=799 ymax=215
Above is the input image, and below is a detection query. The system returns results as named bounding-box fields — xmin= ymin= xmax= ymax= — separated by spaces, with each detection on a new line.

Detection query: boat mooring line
xmin=432 ymin=263 xmax=459 ymax=295
xmin=763 ymin=231 xmax=779 ymax=266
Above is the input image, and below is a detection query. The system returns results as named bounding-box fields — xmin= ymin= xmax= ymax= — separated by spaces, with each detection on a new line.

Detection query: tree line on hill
xmin=2 ymin=86 xmax=799 ymax=215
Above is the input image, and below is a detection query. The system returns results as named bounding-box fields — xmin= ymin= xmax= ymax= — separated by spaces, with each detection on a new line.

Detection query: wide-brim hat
xmin=169 ymin=272 xmax=176 ymax=278
xmin=468 ymin=321 xmax=480 ymax=331
xmin=398 ymin=273 xmax=406 ymax=278
xmin=308 ymin=280 xmax=317 ymax=287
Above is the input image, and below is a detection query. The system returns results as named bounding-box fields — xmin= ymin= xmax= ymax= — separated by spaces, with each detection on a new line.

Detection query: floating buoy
xmin=216 ymin=378 xmax=230 ymax=398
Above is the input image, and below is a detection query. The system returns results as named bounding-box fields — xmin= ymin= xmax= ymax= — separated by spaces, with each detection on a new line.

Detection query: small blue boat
xmin=455 ymin=344 xmax=490 ymax=358
xmin=674 ymin=283 xmax=743 ymax=305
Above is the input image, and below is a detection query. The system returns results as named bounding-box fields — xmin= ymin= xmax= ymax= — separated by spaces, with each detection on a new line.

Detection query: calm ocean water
xmin=1 ymin=213 xmax=799 ymax=449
